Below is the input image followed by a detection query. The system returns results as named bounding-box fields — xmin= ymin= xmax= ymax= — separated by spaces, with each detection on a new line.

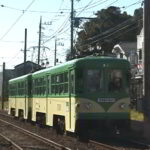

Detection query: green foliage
xmin=73 ymin=6 xmax=143 ymax=58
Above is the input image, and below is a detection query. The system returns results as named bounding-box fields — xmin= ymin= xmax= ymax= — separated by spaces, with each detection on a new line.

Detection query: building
xmin=112 ymin=42 xmax=137 ymax=64
xmin=14 ymin=61 xmax=42 ymax=77
xmin=137 ymin=28 xmax=144 ymax=75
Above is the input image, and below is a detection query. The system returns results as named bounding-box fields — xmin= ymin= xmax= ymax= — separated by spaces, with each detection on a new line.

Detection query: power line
xmin=121 ymin=0 xmax=143 ymax=10
xmin=0 ymin=4 xmax=69 ymax=14
xmin=79 ymin=17 xmax=142 ymax=50
xmin=0 ymin=0 xmax=36 ymax=41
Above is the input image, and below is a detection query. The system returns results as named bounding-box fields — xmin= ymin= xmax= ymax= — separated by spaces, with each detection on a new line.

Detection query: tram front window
xmin=86 ymin=69 xmax=103 ymax=92
xmin=108 ymin=70 xmax=123 ymax=92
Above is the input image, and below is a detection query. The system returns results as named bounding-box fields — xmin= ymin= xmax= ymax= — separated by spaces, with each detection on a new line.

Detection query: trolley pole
xmin=144 ymin=0 xmax=150 ymax=120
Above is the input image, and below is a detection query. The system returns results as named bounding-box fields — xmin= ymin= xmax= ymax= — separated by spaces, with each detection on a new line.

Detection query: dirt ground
xmin=131 ymin=120 xmax=150 ymax=144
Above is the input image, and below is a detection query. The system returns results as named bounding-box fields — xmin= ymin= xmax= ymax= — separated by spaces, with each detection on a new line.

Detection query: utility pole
xmin=38 ymin=16 xmax=42 ymax=65
xmin=24 ymin=28 xmax=27 ymax=74
xmin=144 ymin=0 xmax=150 ymax=119
xmin=71 ymin=0 xmax=74 ymax=58
xmin=54 ymin=38 xmax=57 ymax=66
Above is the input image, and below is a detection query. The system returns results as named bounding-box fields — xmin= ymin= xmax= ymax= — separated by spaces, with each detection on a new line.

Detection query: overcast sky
xmin=0 ymin=0 xmax=143 ymax=69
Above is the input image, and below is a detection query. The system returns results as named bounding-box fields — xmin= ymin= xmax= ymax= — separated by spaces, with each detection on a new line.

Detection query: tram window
xmin=64 ymin=72 xmax=68 ymax=82
xmin=51 ymin=75 xmax=55 ymax=84
xmin=56 ymin=75 xmax=60 ymax=83
xmin=86 ymin=70 xmax=103 ymax=92
xmin=60 ymin=74 xmax=63 ymax=82
xmin=108 ymin=70 xmax=123 ymax=92
xmin=55 ymin=85 xmax=59 ymax=94
xmin=71 ymin=74 xmax=75 ymax=94
xmin=51 ymin=85 xmax=55 ymax=94
xmin=64 ymin=83 xmax=68 ymax=93
xmin=76 ymin=70 xmax=83 ymax=93
xmin=59 ymin=84 xmax=64 ymax=94
xmin=47 ymin=76 xmax=51 ymax=94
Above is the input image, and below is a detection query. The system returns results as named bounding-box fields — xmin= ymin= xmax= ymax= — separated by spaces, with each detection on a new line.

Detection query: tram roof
xmin=32 ymin=56 xmax=129 ymax=76
xmin=9 ymin=73 xmax=31 ymax=82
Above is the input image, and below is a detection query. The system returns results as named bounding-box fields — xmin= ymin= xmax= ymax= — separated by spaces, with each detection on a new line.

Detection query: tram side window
xmin=9 ymin=84 xmax=17 ymax=96
xmin=64 ymin=72 xmax=68 ymax=93
xmin=86 ymin=70 xmax=103 ymax=92
xmin=51 ymin=72 xmax=68 ymax=95
xmin=76 ymin=70 xmax=84 ymax=93
xmin=18 ymin=82 xmax=25 ymax=96
xmin=108 ymin=70 xmax=123 ymax=92
xmin=33 ymin=77 xmax=46 ymax=96
xmin=47 ymin=76 xmax=51 ymax=95
xmin=70 ymin=74 xmax=74 ymax=94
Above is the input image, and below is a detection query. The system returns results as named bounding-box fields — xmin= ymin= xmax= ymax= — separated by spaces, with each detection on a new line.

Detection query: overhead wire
xmin=0 ymin=0 xmax=36 ymax=41
xmin=0 ymin=3 xmax=69 ymax=14
xmin=121 ymin=0 xmax=143 ymax=10
xmin=78 ymin=17 xmax=142 ymax=51
xmin=74 ymin=0 xmax=143 ymax=48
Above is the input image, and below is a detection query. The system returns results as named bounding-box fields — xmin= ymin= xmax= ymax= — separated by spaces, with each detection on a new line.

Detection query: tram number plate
xmin=97 ymin=98 xmax=116 ymax=103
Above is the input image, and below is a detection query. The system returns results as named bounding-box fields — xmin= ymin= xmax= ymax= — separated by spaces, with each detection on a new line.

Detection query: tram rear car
xmin=8 ymin=74 xmax=32 ymax=119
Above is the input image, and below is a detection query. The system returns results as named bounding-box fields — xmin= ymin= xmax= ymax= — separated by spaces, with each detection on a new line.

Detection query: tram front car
xmin=74 ymin=57 xmax=131 ymax=135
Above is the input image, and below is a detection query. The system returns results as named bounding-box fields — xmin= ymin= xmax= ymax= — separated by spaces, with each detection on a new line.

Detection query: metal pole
xmin=144 ymin=0 xmax=150 ymax=119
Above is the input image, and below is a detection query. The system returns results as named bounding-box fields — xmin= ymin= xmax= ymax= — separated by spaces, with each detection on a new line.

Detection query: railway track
xmin=0 ymin=133 xmax=23 ymax=150
xmin=0 ymin=118 xmax=71 ymax=150
xmin=0 ymin=111 xmax=149 ymax=150
xmin=89 ymin=140 xmax=120 ymax=150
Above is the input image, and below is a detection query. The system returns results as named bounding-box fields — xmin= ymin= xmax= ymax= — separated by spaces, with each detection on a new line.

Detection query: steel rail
xmin=0 ymin=133 xmax=23 ymax=150
xmin=89 ymin=140 xmax=120 ymax=150
xmin=0 ymin=119 xmax=71 ymax=150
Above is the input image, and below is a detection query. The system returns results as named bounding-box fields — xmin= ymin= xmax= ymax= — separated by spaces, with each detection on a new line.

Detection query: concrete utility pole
xmin=71 ymin=0 xmax=74 ymax=58
xmin=144 ymin=0 xmax=150 ymax=119
xmin=2 ymin=62 xmax=5 ymax=109
xmin=54 ymin=38 xmax=57 ymax=66
xmin=24 ymin=28 xmax=27 ymax=74
xmin=24 ymin=28 xmax=27 ymax=63
xmin=38 ymin=17 xmax=42 ymax=65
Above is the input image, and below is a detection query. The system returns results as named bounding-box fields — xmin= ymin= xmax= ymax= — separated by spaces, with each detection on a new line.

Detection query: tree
xmin=134 ymin=8 xmax=143 ymax=34
xmin=74 ymin=6 xmax=142 ymax=57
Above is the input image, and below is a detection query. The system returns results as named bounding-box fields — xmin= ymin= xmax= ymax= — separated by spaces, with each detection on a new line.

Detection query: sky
xmin=0 ymin=0 xmax=143 ymax=69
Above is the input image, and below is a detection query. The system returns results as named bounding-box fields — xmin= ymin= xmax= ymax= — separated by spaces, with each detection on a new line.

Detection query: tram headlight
xmin=85 ymin=102 xmax=92 ymax=110
xmin=120 ymin=103 xmax=128 ymax=109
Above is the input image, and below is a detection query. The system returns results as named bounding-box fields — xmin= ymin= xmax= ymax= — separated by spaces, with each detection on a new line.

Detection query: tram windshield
xmin=108 ymin=70 xmax=123 ymax=92
xmin=85 ymin=69 xmax=104 ymax=92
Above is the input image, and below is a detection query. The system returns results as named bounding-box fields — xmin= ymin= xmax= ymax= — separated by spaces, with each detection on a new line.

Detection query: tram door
xmin=69 ymin=69 xmax=75 ymax=129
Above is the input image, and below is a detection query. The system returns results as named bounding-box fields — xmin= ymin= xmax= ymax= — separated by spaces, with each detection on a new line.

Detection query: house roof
xmin=112 ymin=42 xmax=137 ymax=56
xmin=14 ymin=61 xmax=41 ymax=69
